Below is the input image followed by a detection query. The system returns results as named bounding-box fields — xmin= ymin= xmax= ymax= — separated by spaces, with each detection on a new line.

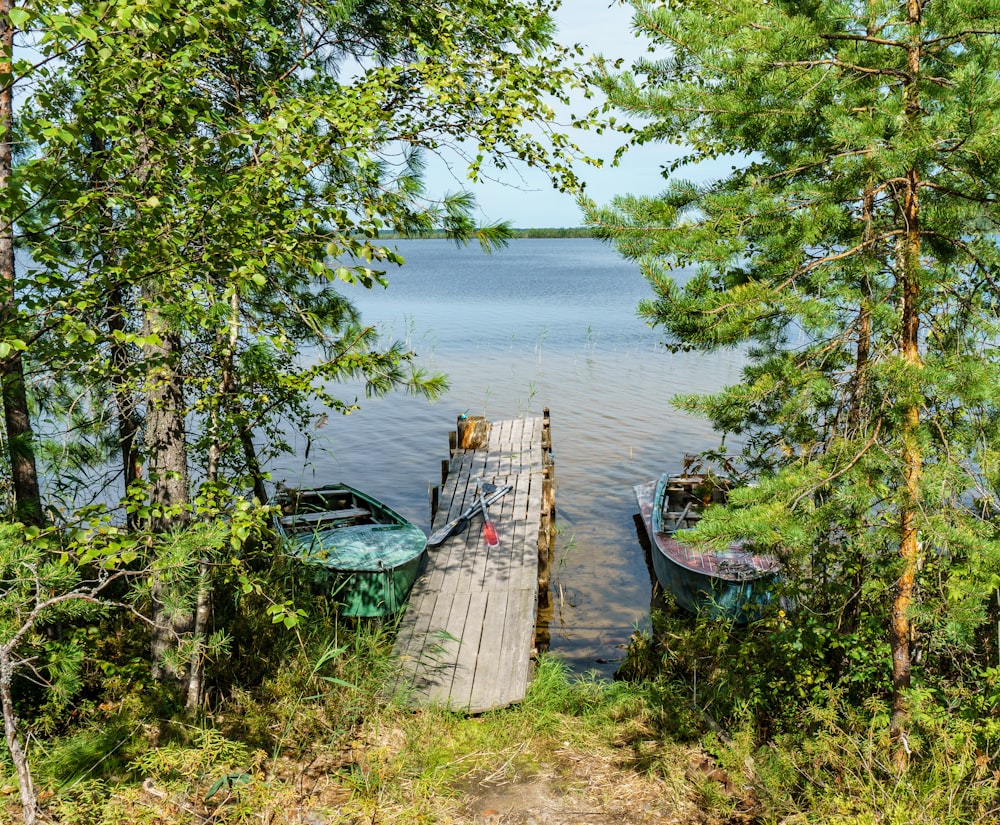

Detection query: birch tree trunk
xmin=1 ymin=646 xmax=36 ymax=825
xmin=185 ymin=559 xmax=212 ymax=711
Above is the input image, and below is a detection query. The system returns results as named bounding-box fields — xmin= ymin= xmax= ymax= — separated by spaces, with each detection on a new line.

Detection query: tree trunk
xmin=239 ymin=424 xmax=268 ymax=504
xmin=219 ymin=289 xmax=269 ymax=504
xmin=0 ymin=1 xmax=42 ymax=527
xmin=846 ymin=185 xmax=875 ymax=436
xmin=0 ymin=647 xmax=37 ymax=825
xmin=190 ymin=290 xmax=239 ymax=709
xmin=1 ymin=356 xmax=41 ymax=526
xmin=143 ymin=308 xmax=189 ymax=531
xmin=890 ymin=0 xmax=924 ymax=771
xmin=107 ymin=287 xmax=143 ymax=517
xmin=892 ymin=182 xmax=922 ymax=769
xmin=90 ymin=132 xmax=142 ymax=526
xmin=185 ymin=559 xmax=212 ymax=711
xmin=206 ymin=398 xmax=221 ymax=486
xmin=207 ymin=289 xmax=239 ymax=486
xmin=143 ymin=291 xmax=192 ymax=685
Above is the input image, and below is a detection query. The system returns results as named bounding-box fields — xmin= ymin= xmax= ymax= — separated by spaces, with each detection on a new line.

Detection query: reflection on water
xmin=271 ymin=239 xmax=744 ymax=676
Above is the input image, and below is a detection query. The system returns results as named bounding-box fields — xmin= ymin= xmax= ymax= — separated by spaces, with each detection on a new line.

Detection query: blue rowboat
xmin=634 ymin=471 xmax=779 ymax=623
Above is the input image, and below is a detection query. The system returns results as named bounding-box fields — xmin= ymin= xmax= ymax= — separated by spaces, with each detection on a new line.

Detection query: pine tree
xmin=586 ymin=0 xmax=1000 ymax=768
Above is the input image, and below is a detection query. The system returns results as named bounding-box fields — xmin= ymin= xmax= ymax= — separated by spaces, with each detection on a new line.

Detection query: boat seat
xmin=664 ymin=511 xmax=702 ymax=521
xmin=279 ymin=507 xmax=371 ymax=527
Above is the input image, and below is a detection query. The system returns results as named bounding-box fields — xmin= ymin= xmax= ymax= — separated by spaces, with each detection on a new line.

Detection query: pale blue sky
xmin=429 ymin=0 xmax=680 ymax=229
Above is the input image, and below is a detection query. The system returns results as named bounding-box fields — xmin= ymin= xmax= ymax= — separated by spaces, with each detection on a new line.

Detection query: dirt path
xmin=460 ymin=746 xmax=709 ymax=825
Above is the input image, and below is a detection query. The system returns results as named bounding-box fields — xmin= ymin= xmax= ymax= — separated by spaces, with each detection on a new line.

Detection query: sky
xmin=430 ymin=0 xmax=679 ymax=229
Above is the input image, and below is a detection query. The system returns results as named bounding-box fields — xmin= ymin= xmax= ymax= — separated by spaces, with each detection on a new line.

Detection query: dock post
xmin=456 ymin=414 xmax=489 ymax=449
xmin=537 ymin=409 xmax=556 ymax=608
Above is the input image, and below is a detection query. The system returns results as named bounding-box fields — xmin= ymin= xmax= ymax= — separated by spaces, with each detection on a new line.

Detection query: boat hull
xmin=634 ymin=478 xmax=779 ymax=623
xmin=274 ymin=484 xmax=427 ymax=618
xmin=312 ymin=549 xmax=425 ymax=618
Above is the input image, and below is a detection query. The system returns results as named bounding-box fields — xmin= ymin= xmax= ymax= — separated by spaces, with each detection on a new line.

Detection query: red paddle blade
xmin=482 ymin=519 xmax=499 ymax=548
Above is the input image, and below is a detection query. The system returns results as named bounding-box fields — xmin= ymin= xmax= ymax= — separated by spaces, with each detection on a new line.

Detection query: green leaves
xmin=0 ymin=0 xmax=595 ymax=745
xmin=266 ymin=601 xmax=307 ymax=630
xmin=590 ymin=0 xmax=1000 ymax=734
xmin=0 ymin=338 xmax=26 ymax=359
xmin=7 ymin=7 xmax=31 ymax=28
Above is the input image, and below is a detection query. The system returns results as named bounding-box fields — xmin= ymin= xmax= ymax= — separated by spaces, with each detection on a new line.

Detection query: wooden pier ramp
xmin=391 ymin=411 xmax=555 ymax=713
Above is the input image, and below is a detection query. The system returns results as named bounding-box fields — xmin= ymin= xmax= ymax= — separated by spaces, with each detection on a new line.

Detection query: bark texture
xmin=0 ymin=0 xmax=42 ymax=527
xmin=143 ymin=292 xmax=192 ymax=685
xmin=890 ymin=2 xmax=925 ymax=767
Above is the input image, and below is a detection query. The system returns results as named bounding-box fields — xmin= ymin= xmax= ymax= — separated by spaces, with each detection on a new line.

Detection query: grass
xmin=10 ymin=629 xmax=694 ymax=824
xmin=6 ymin=618 xmax=1000 ymax=824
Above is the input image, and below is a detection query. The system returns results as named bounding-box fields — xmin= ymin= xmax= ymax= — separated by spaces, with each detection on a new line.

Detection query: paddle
xmin=478 ymin=484 xmax=500 ymax=548
xmin=426 ymin=481 xmax=512 ymax=547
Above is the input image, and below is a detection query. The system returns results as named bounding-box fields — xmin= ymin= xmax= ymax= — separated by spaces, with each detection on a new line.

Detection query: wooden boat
xmin=273 ymin=484 xmax=427 ymax=618
xmin=633 ymin=470 xmax=780 ymax=622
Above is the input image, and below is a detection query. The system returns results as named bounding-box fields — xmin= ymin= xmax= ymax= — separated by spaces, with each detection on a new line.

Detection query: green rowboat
xmin=274 ymin=484 xmax=427 ymax=618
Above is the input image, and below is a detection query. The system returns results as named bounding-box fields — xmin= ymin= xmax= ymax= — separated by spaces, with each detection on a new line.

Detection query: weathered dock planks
xmin=390 ymin=411 xmax=554 ymax=713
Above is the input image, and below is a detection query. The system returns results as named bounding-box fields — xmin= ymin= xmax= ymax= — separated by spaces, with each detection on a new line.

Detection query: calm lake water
xmin=272 ymin=238 xmax=745 ymax=676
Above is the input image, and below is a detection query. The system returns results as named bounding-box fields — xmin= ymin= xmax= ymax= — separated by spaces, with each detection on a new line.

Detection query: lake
xmin=272 ymin=238 xmax=745 ymax=676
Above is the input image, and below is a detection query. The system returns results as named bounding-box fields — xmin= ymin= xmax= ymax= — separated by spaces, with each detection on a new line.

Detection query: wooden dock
xmin=390 ymin=411 xmax=555 ymax=713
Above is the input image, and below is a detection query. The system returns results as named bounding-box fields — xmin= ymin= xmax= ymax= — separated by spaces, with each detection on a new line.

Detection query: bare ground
xmin=460 ymin=763 xmax=697 ymax=825
xmin=8 ymin=717 xmax=751 ymax=824
xmin=281 ymin=720 xmax=748 ymax=825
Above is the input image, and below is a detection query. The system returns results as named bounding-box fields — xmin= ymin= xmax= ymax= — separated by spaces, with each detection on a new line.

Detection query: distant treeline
xmin=513 ymin=227 xmax=594 ymax=238
xmin=381 ymin=227 xmax=595 ymax=239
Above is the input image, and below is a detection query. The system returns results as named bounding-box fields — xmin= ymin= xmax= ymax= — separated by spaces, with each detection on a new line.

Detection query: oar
xmin=670 ymin=500 xmax=694 ymax=532
xmin=478 ymin=484 xmax=500 ymax=548
xmin=426 ymin=482 xmax=512 ymax=547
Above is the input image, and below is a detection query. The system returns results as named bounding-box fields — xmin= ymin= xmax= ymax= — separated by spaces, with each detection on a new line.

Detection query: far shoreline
xmin=380 ymin=227 xmax=595 ymax=239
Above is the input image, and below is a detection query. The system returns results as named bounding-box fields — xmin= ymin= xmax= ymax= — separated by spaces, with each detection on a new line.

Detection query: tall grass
xmin=615 ymin=605 xmax=1000 ymax=825
xmin=15 ymin=588 xmax=996 ymax=825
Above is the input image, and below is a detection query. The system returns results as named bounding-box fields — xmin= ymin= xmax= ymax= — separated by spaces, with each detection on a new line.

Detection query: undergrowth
xmin=5 ymin=595 xmax=999 ymax=824
xmin=615 ymin=602 xmax=1000 ymax=825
